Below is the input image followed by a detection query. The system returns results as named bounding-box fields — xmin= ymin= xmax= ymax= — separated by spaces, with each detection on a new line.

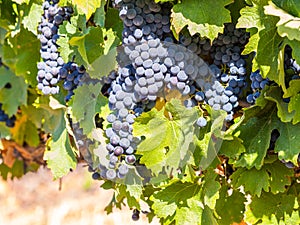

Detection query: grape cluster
xmin=246 ymin=70 xmax=270 ymax=104
xmin=0 ymin=103 xmax=16 ymax=128
xmin=114 ymin=0 xmax=172 ymax=44
xmin=178 ymin=25 xmax=249 ymax=121
xmin=284 ymin=46 xmax=300 ymax=80
xmin=96 ymin=0 xmax=252 ymax=180
xmin=37 ymin=0 xmax=73 ymax=95
xmin=58 ymin=62 xmax=92 ymax=101
xmin=96 ymin=0 xmax=172 ymax=180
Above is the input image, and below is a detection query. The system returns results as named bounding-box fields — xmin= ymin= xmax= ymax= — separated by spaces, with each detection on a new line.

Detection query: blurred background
xmin=0 ymin=164 xmax=159 ymax=225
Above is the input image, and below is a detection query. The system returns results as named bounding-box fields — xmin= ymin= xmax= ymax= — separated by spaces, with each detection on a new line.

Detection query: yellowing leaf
xmin=72 ymin=0 xmax=101 ymax=21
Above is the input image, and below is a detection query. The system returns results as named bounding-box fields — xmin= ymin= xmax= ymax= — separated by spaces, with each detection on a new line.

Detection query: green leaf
xmin=264 ymin=160 xmax=293 ymax=194
xmin=56 ymin=36 xmax=73 ymax=62
xmin=72 ymin=0 xmax=101 ymax=21
xmin=274 ymin=121 xmax=300 ymax=164
xmin=69 ymin=27 xmax=104 ymax=65
xmin=93 ymin=0 xmax=106 ymax=27
xmin=201 ymin=169 xmax=221 ymax=209
xmin=288 ymin=93 xmax=300 ymax=124
xmin=22 ymin=3 xmax=43 ymax=35
xmin=245 ymin=191 xmax=299 ymax=224
xmin=0 ymin=68 xmax=27 ymax=116
xmin=265 ymin=1 xmax=300 ymax=41
xmin=115 ymin=184 xmax=141 ymax=209
xmin=133 ymin=99 xmax=198 ymax=175
xmin=72 ymin=83 xmax=107 ymax=135
xmin=264 ymin=86 xmax=295 ymax=122
xmin=104 ymin=8 xmax=123 ymax=40
xmin=150 ymin=181 xmax=201 ymax=219
xmin=194 ymin=109 xmax=227 ymax=170
xmin=88 ymin=47 xmax=118 ymax=78
xmin=231 ymin=167 xmax=269 ymax=197
xmin=3 ymin=28 xmax=40 ymax=85
xmin=231 ymin=159 xmax=293 ymax=196
xmin=33 ymin=96 xmax=66 ymax=134
xmin=0 ymin=122 xmax=11 ymax=138
xmin=88 ymin=29 xmax=120 ymax=78
xmin=0 ymin=159 xmax=24 ymax=180
xmin=215 ymin=186 xmax=246 ymax=225
xmin=273 ymin=0 xmax=300 ymax=18
xmin=233 ymin=100 xmax=300 ymax=168
xmin=150 ymin=172 xmax=220 ymax=225
xmin=44 ymin=110 xmax=77 ymax=179
xmin=237 ymin=1 xmax=284 ymax=85
xmin=219 ymin=136 xmax=246 ymax=160
xmin=171 ymin=0 xmax=233 ymax=41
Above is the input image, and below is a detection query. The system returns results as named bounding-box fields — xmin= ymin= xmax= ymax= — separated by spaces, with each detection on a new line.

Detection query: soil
xmin=0 ymin=164 xmax=159 ymax=225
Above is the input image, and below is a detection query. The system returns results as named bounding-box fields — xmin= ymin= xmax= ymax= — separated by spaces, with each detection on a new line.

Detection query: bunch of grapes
xmin=0 ymin=103 xmax=16 ymax=128
xmin=177 ymin=24 xmax=250 ymax=121
xmin=58 ymin=62 xmax=94 ymax=101
xmin=37 ymin=0 xmax=73 ymax=95
xmin=284 ymin=46 xmax=300 ymax=80
xmin=246 ymin=70 xmax=270 ymax=104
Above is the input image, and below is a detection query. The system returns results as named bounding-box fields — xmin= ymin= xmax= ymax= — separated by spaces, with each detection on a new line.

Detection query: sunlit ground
xmin=0 ymin=164 xmax=159 ymax=225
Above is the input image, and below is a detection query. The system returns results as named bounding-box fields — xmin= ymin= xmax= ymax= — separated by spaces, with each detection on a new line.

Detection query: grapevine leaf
xmin=284 ymin=79 xmax=300 ymax=97
xmin=264 ymin=86 xmax=295 ymax=122
xmin=0 ymin=123 xmax=11 ymax=138
xmin=44 ymin=110 xmax=77 ymax=179
xmin=201 ymin=169 xmax=221 ymax=209
xmin=72 ymin=83 xmax=107 ymax=135
xmin=0 ymin=68 xmax=27 ymax=116
xmin=230 ymin=167 xmax=269 ymax=197
xmin=193 ymin=109 xmax=227 ymax=170
xmin=56 ymin=36 xmax=73 ymax=62
xmin=150 ymin=181 xmax=201 ymax=219
xmin=10 ymin=114 xmax=39 ymax=147
xmin=245 ymin=191 xmax=298 ymax=224
xmin=236 ymin=103 xmax=300 ymax=168
xmin=22 ymin=3 xmax=43 ymax=35
xmin=33 ymin=96 xmax=66 ymax=134
xmin=288 ymin=94 xmax=300 ymax=124
xmin=234 ymin=106 xmax=277 ymax=169
xmin=231 ymin=159 xmax=293 ymax=196
xmin=219 ymin=136 xmax=246 ymax=160
xmin=227 ymin=0 xmax=247 ymax=24
xmin=69 ymin=27 xmax=104 ymax=65
xmin=215 ymin=186 xmax=246 ymax=225
xmin=93 ymin=0 xmax=106 ymax=27
xmin=116 ymin=184 xmax=141 ymax=209
xmin=171 ymin=0 xmax=233 ymax=41
xmin=264 ymin=160 xmax=293 ymax=194
xmin=3 ymin=28 xmax=40 ymax=85
xmin=88 ymin=29 xmax=120 ymax=79
xmin=0 ymin=159 xmax=24 ymax=180
xmin=104 ymin=8 xmax=123 ymax=40
xmin=287 ymin=39 xmax=300 ymax=64
xmin=133 ymin=99 xmax=198 ymax=175
xmin=273 ymin=0 xmax=300 ymax=18
xmin=265 ymin=2 xmax=300 ymax=41
xmin=71 ymin=0 xmax=101 ymax=21
xmin=237 ymin=1 xmax=284 ymax=85
xmin=274 ymin=121 xmax=300 ymax=164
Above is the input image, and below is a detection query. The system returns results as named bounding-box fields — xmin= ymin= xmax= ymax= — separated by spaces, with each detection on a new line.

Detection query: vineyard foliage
xmin=0 ymin=0 xmax=300 ymax=224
